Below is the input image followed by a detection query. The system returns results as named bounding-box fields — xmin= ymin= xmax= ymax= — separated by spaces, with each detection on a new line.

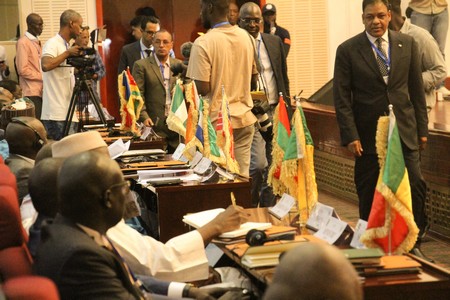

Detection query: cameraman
xmin=73 ymin=27 xmax=105 ymax=110
xmin=41 ymin=9 xmax=84 ymax=140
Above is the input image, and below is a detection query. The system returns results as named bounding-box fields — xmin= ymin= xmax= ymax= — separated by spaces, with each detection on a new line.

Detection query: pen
xmin=230 ymin=192 xmax=237 ymax=207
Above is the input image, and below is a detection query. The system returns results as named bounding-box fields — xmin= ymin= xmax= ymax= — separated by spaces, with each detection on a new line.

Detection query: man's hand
xmin=347 ymin=140 xmax=363 ymax=157
xmin=419 ymin=136 xmax=427 ymax=151
xmin=197 ymin=205 xmax=248 ymax=244
xmin=142 ymin=118 xmax=153 ymax=127
xmin=189 ymin=287 xmax=252 ymax=300
xmin=67 ymin=45 xmax=82 ymax=57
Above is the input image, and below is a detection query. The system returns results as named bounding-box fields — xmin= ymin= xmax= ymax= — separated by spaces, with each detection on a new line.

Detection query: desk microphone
xmin=245 ymin=229 xmax=295 ymax=246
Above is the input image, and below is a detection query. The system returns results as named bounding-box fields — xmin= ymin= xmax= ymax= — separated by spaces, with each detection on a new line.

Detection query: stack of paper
xmin=182 ymin=208 xmax=272 ymax=238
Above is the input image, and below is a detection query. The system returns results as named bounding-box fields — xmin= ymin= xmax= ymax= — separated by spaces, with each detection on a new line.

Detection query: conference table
xmin=216 ymin=208 xmax=450 ymax=300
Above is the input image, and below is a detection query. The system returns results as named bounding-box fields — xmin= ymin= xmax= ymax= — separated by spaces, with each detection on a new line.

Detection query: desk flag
xmin=167 ymin=80 xmax=187 ymax=136
xmin=361 ymin=105 xmax=418 ymax=254
xmin=280 ymin=104 xmax=318 ymax=224
xmin=268 ymin=93 xmax=290 ymax=195
xmin=216 ymin=87 xmax=239 ymax=174
xmin=183 ymin=81 xmax=203 ymax=159
xmin=202 ymin=98 xmax=226 ymax=165
xmin=118 ymin=68 xmax=144 ymax=136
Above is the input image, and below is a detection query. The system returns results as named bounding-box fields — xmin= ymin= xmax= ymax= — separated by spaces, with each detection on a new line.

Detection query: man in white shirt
xmin=41 ymin=9 xmax=84 ymax=140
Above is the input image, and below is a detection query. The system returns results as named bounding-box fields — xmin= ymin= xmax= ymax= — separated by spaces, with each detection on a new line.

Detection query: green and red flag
xmin=118 ymin=68 xmax=144 ymax=136
xmin=361 ymin=106 xmax=419 ymax=254
xmin=268 ymin=93 xmax=291 ymax=195
xmin=280 ymin=104 xmax=318 ymax=224
xmin=167 ymin=80 xmax=187 ymax=137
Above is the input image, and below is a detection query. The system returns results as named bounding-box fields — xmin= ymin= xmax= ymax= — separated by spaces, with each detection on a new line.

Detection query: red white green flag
xmin=361 ymin=106 xmax=419 ymax=254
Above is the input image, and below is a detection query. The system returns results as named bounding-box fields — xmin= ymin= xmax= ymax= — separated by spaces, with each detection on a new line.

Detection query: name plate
xmin=350 ymin=219 xmax=368 ymax=249
xmin=269 ymin=193 xmax=296 ymax=219
xmin=306 ymin=202 xmax=336 ymax=231
xmin=314 ymin=216 xmax=349 ymax=245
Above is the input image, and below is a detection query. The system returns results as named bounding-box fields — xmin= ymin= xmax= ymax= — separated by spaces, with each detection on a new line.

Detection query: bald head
xmin=5 ymin=117 xmax=47 ymax=159
xmin=239 ymin=2 xmax=262 ymax=38
xmin=263 ymin=243 xmax=363 ymax=300
xmin=59 ymin=151 xmax=126 ymax=233
xmin=29 ymin=157 xmax=64 ymax=218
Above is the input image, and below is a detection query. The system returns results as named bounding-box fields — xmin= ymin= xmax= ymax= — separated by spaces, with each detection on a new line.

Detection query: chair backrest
xmin=2 ymin=275 xmax=60 ymax=300
xmin=0 ymin=157 xmax=33 ymax=280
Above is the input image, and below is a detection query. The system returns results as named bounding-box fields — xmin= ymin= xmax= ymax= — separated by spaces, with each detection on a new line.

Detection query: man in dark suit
xmin=5 ymin=116 xmax=47 ymax=204
xmin=239 ymin=2 xmax=290 ymax=207
xmin=118 ymin=16 xmax=159 ymax=75
xmin=333 ymin=0 xmax=429 ymax=257
xmin=133 ymin=29 xmax=182 ymax=152
xmin=35 ymin=151 xmax=231 ymax=299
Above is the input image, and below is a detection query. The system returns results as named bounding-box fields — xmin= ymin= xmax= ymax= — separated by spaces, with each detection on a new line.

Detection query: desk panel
xmin=155 ymin=180 xmax=252 ymax=242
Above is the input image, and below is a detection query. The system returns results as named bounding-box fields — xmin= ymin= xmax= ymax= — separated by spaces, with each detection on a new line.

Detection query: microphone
xmin=180 ymin=41 xmax=193 ymax=61
xmin=246 ymin=229 xmax=295 ymax=246
xmin=170 ymin=62 xmax=187 ymax=77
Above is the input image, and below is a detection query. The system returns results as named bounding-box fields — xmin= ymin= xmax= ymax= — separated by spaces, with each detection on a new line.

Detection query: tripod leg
xmin=63 ymin=82 xmax=82 ymax=137
xmin=85 ymin=80 xmax=108 ymax=127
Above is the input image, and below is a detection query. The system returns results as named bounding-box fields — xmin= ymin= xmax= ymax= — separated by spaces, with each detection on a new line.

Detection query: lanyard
xmin=212 ymin=21 xmax=230 ymax=28
xmin=370 ymin=40 xmax=391 ymax=71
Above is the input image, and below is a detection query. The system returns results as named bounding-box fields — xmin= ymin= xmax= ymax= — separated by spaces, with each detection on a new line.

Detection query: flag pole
xmin=387 ymin=104 xmax=394 ymax=256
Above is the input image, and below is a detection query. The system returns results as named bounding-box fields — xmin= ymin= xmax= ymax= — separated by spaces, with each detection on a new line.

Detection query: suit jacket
xmin=260 ymin=33 xmax=290 ymax=99
xmin=118 ymin=41 xmax=142 ymax=75
xmin=333 ymin=30 xmax=428 ymax=154
xmin=35 ymin=215 xmax=170 ymax=300
xmin=5 ymin=154 xmax=34 ymax=202
xmin=132 ymin=56 xmax=182 ymax=149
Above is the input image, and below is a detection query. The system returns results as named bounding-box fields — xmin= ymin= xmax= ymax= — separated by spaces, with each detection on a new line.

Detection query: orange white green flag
xmin=361 ymin=105 xmax=419 ymax=254
xmin=268 ymin=93 xmax=290 ymax=195
xmin=280 ymin=104 xmax=318 ymax=224
xmin=118 ymin=68 xmax=144 ymax=136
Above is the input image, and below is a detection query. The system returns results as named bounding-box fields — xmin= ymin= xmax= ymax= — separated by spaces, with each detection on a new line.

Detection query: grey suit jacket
xmin=333 ymin=30 xmax=428 ymax=154
xmin=132 ymin=55 xmax=182 ymax=149
xmin=118 ymin=41 xmax=142 ymax=75
xmin=5 ymin=154 xmax=33 ymax=202
xmin=35 ymin=215 xmax=171 ymax=300
xmin=260 ymin=33 xmax=290 ymax=99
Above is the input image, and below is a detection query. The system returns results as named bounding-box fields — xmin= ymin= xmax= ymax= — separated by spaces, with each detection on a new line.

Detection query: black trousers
xmin=354 ymin=144 xmax=427 ymax=235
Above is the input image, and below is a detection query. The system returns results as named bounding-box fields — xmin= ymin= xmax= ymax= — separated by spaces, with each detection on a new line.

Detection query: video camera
xmin=66 ymin=47 xmax=96 ymax=69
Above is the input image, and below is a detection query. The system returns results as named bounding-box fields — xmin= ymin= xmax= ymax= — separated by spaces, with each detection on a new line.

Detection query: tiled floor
xmin=318 ymin=190 xmax=450 ymax=271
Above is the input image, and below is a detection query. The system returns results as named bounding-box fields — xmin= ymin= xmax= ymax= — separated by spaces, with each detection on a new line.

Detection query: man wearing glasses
xmin=239 ymin=2 xmax=290 ymax=207
xmin=118 ymin=16 xmax=159 ymax=74
xmin=133 ymin=30 xmax=182 ymax=151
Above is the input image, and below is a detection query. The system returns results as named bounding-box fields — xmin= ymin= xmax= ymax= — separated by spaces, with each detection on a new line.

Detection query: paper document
xmin=269 ymin=193 xmax=296 ymax=219
xmin=183 ymin=208 xmax=272 ymax=238
xmin=108 ymin=138 xmax=131 ymax=159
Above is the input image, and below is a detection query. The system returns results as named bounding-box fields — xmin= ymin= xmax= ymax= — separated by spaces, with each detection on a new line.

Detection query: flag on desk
xmin=361 ymin=106 xmax=419 ymax=254
xmin=118 ymin=68 xmax=144 ymax=135
xmin=268 ymin=93 xmax=290 ymax=195
xmin=280 ymin=104 xmax=318 ymax=224
xmin=167 ymin=80 xmax=187 ymax=136
xmin=216 ymin=87 xmax=240 ymax=174
xmin=202 ymin=98 xmax=226 ymax=165
xmin=183 ymin=81 xmax=203 ymax=159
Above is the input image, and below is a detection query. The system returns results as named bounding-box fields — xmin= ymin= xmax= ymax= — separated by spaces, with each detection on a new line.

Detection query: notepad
xmin=182 ymin=208 xmax=272 ymax=238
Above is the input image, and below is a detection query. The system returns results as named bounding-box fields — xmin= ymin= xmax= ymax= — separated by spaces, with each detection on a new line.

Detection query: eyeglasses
xmin=240 ymin=18 xmax=262 ymax=25
xmin=154 ymin=39 xmax=172 ymax=46
xmin=103 ymin=180 xmax=131 ymax=199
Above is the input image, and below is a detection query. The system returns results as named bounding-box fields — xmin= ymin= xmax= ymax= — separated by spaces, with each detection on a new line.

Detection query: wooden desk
xmin=217 ymin=208 xmax=450 ymax=299
xmin=142 ymin=179 xmax=252 ymax=243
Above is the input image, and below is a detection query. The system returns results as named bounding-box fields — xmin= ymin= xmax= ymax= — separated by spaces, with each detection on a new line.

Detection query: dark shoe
xmin=409 ymin=247 xmax=435 ymax=263
xmin=419 ymin=222 xmax=431 ymax=240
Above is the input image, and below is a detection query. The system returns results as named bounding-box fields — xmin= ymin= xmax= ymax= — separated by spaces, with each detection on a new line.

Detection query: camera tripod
xmin=63 ymin=69 xmax=108 ymax=137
